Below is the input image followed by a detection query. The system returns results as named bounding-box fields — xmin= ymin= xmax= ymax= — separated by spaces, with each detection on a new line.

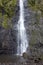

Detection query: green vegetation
xmin=28 ymin=0 xmax=43 ymax=46
xmin=0 ymin=0 xmax=17 ymax=17
xmin=30 ymin=30 xmax=39 ymax=46
xmin=28 ymin=0 xmax=43 ymax=15
xmin=0 ymin=0 xmax=17 ymax=29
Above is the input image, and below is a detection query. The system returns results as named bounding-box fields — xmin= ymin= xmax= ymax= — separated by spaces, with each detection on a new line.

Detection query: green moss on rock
xmin=0 ymin=0 xmax=17 ymax=29
xmin=30 ymin=30 xmax=39 ymax=46
xmin=28 ymin=0 xmax=43 ymax=16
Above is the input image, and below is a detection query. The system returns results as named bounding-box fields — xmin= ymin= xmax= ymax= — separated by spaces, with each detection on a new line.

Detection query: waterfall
xmin=17 ymin=0 xmax=28 ymax=55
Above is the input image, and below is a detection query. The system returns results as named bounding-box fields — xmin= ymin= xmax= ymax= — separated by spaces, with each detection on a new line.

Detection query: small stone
xmin=34 ymin=59 xmax=39 ymax=63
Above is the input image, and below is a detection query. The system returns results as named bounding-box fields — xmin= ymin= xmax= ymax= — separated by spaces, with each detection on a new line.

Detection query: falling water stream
xmin=17 ymin=0 xmax=28 ymax=55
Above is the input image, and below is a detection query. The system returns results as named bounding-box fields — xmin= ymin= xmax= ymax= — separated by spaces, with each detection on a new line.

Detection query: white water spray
xmin=17 ymin=0 xmax=28 ymax=55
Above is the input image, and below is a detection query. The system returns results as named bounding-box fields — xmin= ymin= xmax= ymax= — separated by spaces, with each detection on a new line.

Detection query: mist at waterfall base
xmin=17 ymin=0 xmax=28 ymax=56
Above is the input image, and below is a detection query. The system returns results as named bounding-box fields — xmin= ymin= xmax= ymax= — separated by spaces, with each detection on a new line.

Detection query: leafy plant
xmin=0 ymin=0 xmax=17 ymax=29
xmin=28 ymin=0 xmax=43 ymax=14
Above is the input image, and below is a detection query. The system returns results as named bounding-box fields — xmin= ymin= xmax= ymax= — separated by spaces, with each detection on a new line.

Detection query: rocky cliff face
xmin=0 ymin=0 xmax=43 ymax=58
xmin=0 ymin=1 xmax=19 ymax=54
xmin=23 ymin=0 xmax=43 ymax=59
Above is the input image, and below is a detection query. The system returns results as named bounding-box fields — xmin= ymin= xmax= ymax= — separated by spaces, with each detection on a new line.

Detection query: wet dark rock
xmin=34 ymin=59 xmax=39 ymax=63
xmin=22 ymin=53 xmax=28 ymax=59
xmin=0 ymin=0 xmax=43 ymax=61
xmin=34 ymin=58 xmax=41 ymax=63
xmin=0 ymin=28 xmax=18 ymax=54
xmin=38 ymin=58 xmax=42 ymax=61
xmin=35 ymin=42 xmax=43 ymax=48
xmin=0 ymin=2 xmax=19 ymax=54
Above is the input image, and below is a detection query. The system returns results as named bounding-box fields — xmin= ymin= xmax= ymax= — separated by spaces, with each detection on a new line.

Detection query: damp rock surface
xmin=0 ymin=55 xmax=43 ymax=65
xmin=0 ymin=0 xmax=43 ymax=64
